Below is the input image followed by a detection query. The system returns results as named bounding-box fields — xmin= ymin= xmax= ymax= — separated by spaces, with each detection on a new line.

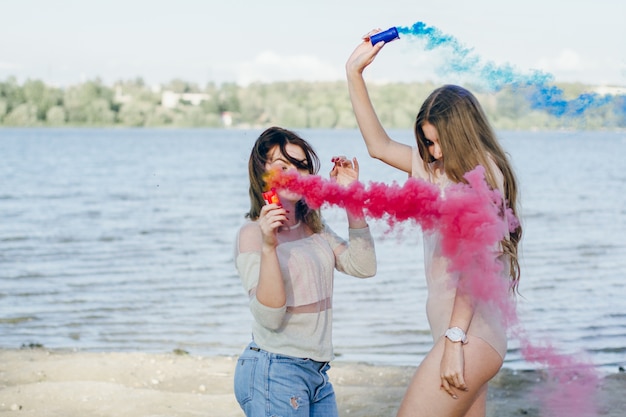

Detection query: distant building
xmin=161 ymin=91 xmax=210 ymax=108
xmin=221 ymin=111 xmax=233 ymax=127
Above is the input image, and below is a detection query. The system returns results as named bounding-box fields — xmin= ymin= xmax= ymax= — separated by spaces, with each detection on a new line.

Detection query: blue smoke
xmin=396 ymin=22 xmax=623 ymax=120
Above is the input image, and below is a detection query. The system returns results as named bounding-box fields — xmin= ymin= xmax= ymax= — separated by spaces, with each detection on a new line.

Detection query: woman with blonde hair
xmin=345 ymin=31 xmax=522 ymax=417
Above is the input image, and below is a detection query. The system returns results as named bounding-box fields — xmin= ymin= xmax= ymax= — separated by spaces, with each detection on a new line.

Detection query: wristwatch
xmin=445 ymin=327 xmax=468 ymax=344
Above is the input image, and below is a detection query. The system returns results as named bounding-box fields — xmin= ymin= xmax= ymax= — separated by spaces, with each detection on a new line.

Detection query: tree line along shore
xmin=1 ymin=76 xmax=624 ymax=130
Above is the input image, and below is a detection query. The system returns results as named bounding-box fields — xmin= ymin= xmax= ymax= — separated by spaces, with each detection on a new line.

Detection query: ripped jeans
xmin=234 ymin=341 xmax=338 ymax=417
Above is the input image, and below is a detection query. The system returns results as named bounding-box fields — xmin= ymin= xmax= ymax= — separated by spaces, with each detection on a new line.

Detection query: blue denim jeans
xmin=234 ymin=341 xmax=338 ymax=417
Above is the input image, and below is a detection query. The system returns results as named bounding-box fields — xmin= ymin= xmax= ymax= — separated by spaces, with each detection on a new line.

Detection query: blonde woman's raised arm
xmin=346 ymin=35 xmax=413 ymax=174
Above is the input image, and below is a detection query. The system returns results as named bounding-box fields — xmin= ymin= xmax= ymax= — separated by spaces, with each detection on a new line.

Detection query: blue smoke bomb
xmin=370 ymin=27 xmax=399 ymax=45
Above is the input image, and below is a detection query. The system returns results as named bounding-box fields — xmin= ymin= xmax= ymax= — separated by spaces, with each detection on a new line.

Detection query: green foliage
xmin=118 ymin=100 xmax=156 ymax=127
xmin=46 ymin=106 xmax=66 ymax=126
xmin=0 ymin=77 xmax=25 ymax=114
xmin=0 ymin=76 xmax=623 ymax=130
xmin=63 ymin=80 xmax=115 ymax=125
xmin=4 ymin=103 xmax=39 ymax=126
xmin=0 ymin=99 xmax=8 ymax=122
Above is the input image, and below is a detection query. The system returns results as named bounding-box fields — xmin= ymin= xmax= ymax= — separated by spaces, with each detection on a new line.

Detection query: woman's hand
xmin=331 ymin=156 xmax=366 ymax=226
xmin=440 ymin=341 xmax=468 ymax=399
xmin=345 ymin=29 xmax=386 ymax=76
xmin=258 ymin=203 xmax=288 ymax=247
xmin=330 ymin=156 xmax=359 ymax=187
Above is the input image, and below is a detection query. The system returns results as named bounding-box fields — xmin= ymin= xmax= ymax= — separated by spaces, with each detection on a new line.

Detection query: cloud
xmin=534 ymin=49 xmax=626 ymax=85
xmin=0 ymin=62 xmax=22 ymax=70
xmin=236 ymin=51 xmax=342 ymax=85
xmin=536 ymin=49 xmax=584 ymax=72
xmin=534 ymin=49 xmax=598 ymax=83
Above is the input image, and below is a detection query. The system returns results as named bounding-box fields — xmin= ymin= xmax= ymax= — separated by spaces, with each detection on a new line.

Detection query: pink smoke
xmin=266 ymin=165 xmax=601 ymax=416
xmin=267 ymin=165 xmax=515 ymax=312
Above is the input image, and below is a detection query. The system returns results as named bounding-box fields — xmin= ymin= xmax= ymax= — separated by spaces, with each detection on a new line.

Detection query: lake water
xmin=1 ymin=128 xmax=625 ymax=374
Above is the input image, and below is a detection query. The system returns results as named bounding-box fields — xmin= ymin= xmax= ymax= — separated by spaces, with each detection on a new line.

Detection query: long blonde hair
xmin=415 ymin=85 xmax=522 ymax=291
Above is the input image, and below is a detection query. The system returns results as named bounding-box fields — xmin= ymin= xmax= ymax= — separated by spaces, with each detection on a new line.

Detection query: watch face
xmin=446 ymin=327 xmax=465 ymax=342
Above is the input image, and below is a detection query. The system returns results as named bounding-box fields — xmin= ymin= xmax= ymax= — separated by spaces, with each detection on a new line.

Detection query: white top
xmin=411 ymin=147 xmax=510 ymax=358
xmin=235 ymin=222 xmax=376 ymax=362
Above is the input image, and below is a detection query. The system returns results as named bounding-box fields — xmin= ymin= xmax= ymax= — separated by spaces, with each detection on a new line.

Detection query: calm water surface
xmin=1 ymin=128 xmax=625 ymax=373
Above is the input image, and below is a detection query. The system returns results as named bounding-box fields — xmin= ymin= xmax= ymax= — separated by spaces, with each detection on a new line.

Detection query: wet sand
xmin=0 ymin=348 xmax=624 ymax=416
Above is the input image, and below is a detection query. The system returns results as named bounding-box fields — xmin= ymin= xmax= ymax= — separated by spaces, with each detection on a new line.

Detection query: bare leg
xmin=463 ymin=383 xmax=488 ymax=417
xmin=396 ymin=336 xmax=502 ymax=417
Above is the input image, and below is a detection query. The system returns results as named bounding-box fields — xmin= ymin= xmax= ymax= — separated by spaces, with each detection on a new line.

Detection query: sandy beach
xmin=1 ymin=348 xmax=624 ymax=417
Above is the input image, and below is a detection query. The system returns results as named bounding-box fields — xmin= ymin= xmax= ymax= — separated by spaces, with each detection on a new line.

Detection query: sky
xmin=1 ymin=0 xmax=625 ymax=88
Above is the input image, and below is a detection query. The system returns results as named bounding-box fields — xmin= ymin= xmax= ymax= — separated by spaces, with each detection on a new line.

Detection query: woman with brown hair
xmin=233 ymin=126 xmax=377 ymax=417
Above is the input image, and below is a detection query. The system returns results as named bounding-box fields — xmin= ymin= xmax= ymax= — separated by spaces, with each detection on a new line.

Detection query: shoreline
xmin=1 ymin=348 xmax=624 ymax=417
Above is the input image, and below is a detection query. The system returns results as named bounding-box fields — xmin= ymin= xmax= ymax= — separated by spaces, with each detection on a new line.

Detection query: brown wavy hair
xmin=415 ymin=85 xmax=522 ymax=291
xmin=246 ymin=126 xmax=323 ymax=233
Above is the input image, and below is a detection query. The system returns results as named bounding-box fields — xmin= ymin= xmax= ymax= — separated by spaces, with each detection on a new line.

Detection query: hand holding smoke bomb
xmin=367 ymin=27 xmax=400 ymax=45
xmin=262 ymin=188 xmax=281 ymax=206
xmin=262 ymin=187 xmax=287 ymax=233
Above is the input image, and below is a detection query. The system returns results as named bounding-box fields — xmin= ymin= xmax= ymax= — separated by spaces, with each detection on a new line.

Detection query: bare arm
xmin=346 ymin=35 xmax=413 ymax=174
xmin=440 ymin=289 xmax=474 ymax=398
